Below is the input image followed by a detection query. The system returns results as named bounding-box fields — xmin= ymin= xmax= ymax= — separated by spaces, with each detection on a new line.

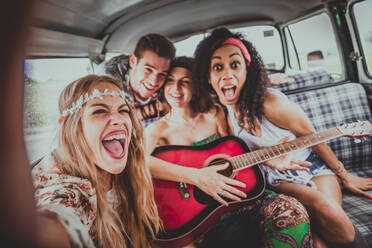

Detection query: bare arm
xmin=264 ymin=90 xmax=340 ymax=171
xmin=215 ymin=105 xmax=229 ymax=136
xmin=264 ymin=90 xmax=372 ymax=197
xmin=144 ymin=121 xmax=247 ymax=206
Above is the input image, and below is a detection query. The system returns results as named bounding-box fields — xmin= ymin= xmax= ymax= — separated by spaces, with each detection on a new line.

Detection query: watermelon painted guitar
xmin=151 ymin=121 xmax=372 ymax=248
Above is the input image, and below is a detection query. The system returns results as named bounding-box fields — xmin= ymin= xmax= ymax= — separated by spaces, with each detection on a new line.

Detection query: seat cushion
xmin=286 ymin=83 xmax=372 ymax=171
xmin=273 ymin=69 xmax=334 ymax=92
xmin=284 ymin=83 xmax=372 ymax=246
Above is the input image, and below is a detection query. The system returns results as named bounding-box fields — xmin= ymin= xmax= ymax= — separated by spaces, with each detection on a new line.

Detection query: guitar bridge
xmin=177 ymin=182 xmax=190 ymax=199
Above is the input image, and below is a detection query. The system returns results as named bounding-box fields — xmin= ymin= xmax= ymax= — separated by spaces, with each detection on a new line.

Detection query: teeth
xmin=171 ymin=94 xmax=182 ymax=97
xmin=103 ymin=134 xmax=125 ymax=141
xmin=144 ymin=82 xmax=155 ymax=90
xmin=222 ymin=85 xmax=235 ymax=90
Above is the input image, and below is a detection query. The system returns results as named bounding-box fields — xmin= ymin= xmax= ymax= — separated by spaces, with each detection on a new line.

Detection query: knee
xmin=312 ymin=197 xmax=349 ymax=225
xmin=310 ymin=196 xmax=355 ymax=242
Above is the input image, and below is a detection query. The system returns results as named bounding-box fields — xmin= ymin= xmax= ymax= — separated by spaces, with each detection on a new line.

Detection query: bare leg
xmin=274 ymin=181 xmax=355 ymax=246
xmin=312 ymin=175 xmax=342 ymax=205
xmin=313 ymin=233 xmax=328 ymax=248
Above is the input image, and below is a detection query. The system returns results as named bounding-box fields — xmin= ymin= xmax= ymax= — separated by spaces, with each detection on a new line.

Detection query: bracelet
xmin=333 ymin=162 xmax=346 ymax=177
xmin=332 ymin=162 xmax=343 ymax=174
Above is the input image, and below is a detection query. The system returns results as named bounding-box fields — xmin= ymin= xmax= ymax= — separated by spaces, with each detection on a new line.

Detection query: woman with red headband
xmin=193 ymin=27 xmax=370 ymax=248
xmin=146 ymin=56 xmax=312 ymax=247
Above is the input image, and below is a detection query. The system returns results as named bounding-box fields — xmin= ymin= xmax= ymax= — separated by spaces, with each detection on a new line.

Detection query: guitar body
xmin=152 ymin=136 xmax=265 ymax=248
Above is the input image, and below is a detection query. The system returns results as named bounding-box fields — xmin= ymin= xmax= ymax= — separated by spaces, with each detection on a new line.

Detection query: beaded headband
xmin=59 ymin=89 xmax=127 ymax=122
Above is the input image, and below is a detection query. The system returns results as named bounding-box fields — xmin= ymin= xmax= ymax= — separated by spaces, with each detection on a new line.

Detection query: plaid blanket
xmin=276 ymin=78 xmax=372 ymax=246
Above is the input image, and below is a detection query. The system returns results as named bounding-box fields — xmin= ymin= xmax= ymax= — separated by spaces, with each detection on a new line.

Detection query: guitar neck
xmin=230 ymin=127 xmax=343 ymax=171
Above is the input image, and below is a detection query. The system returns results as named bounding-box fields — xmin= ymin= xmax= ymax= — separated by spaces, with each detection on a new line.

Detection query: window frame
xmin=350 ymin=0 xmax=372 ymax=79
xmin=174 ymin=24 xmax=286 ymax=72
xmin=280 ymin=8 xmax=346 ymax=80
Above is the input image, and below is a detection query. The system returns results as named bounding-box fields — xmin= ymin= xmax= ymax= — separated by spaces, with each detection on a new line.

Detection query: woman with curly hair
xmin=32 ymin=75 xmax=161 ymax=248
xmin=146 ymin=56 xmax=313 ymax=248
xmin=193 ymin=27 xmax=369 ymax=248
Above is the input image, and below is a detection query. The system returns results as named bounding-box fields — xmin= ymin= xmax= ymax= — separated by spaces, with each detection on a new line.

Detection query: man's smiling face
xmin=129 ymin=50 xmax=171 ymax=101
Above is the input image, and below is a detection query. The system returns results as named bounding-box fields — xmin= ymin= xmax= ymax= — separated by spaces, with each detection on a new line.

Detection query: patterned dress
xmin=32 ymin=156 xmax=98 ymax=248
xmin=191 ymin=135 xmax=313 ymax=248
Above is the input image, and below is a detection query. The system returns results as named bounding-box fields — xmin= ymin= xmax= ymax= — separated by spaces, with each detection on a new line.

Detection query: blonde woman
xmin=32 ymin=75 xmax=161 ymax=248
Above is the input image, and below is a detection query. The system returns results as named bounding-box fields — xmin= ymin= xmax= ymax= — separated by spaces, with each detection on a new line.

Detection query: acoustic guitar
xmin=151 ymin=121 xmax=372 ymax=248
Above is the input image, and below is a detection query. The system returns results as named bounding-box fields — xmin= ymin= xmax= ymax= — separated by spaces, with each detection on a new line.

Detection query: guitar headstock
xmin=338 ymin=121 xmax=372 ymax=138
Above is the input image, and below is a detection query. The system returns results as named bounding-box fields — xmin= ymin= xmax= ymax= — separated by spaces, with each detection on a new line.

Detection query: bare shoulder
xmin=145 ymin=118 xmax=169 ymax=137
xmin=264 ymin=88 xmax=290 ymax=112
xmin=205 ymin=104 xmax=225 ymax=119
xmin=266 ymin=88 xmax=288 ymax=102
xmin=204 ymin=105 xmax=226 ymax=125
xmin=205 ymin=104 xmax=229 ymax=135
xmin=144 ymin=118 xmax=171 ymax=151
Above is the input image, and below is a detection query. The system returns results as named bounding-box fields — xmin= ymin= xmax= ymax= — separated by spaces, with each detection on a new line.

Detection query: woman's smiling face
xmin=81 ymin=82 xmax=132 ymax=174
xmin=164 ymin=66 xmax=193 ymax=108
xmin=209 ymin=44 xmax=247 ymax=106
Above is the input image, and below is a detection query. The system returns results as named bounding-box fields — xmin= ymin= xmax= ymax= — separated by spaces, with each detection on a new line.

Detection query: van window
xmin=175 ymin=25 xmax=284 ymax=70
xmin=285 ymin=13 xmax=344 ymax=80
xmin=24 ymin=58 xmax=100 ymax=163
xmin=175 ymin=34 xmax=205 ymax=57
xmin=352 ymin=0 xmax=372 ymax=77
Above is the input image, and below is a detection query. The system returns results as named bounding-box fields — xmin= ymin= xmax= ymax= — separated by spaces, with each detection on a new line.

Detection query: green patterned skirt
xmin=197 ymin=189 xmax=312 ymax=248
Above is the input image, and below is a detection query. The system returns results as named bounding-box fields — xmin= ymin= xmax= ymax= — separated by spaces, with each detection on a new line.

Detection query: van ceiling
xmin=30 ymin=0 xmax=324 ymax=57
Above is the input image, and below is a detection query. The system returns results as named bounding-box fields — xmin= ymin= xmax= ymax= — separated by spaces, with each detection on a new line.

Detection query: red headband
xmin=215 ymin=37 xmax=251 ymax=67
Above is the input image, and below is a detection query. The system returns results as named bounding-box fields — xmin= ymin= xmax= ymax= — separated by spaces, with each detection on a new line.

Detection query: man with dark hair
xmin=105 ymin=33 xmax=176 ymax=127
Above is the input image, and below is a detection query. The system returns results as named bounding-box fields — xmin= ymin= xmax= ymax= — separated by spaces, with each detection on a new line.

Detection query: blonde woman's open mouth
xmin=102 ymin=130 xmax=127 ymax=159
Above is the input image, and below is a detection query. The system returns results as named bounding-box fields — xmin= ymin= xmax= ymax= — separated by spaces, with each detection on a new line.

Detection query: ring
xmin=218 ymin=190 xmax=225 ymax=197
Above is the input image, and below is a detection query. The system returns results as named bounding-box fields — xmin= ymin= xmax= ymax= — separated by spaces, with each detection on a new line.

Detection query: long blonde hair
xmin=52 ymin=74 xmax=161 ymax=247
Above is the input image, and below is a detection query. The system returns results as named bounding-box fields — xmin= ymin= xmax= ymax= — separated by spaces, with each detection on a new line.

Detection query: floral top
xmin=32 ymin=156 xmax=97 ymax=248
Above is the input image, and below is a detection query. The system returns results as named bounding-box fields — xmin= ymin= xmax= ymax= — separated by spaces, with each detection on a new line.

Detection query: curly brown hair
xmin=193 ymin=27 xmax=270 ymax=133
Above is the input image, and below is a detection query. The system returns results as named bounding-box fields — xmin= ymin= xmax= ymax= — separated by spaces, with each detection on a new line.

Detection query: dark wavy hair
xmin=193 ymin=27 xmax=270 ymax=133
xmin=164 ymin=56 xmax=214 ymax=113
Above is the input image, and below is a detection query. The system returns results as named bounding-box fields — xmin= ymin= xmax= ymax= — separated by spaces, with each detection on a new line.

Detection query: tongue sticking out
xmin=223 ymin=87 xmax=236 ymax=101
xmin=102 ymin=140 xmax=124 ymax=158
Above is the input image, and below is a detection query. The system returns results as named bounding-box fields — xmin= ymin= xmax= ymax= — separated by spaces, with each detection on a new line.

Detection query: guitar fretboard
xmin=230 ymin=127 xmax=342 ymax=171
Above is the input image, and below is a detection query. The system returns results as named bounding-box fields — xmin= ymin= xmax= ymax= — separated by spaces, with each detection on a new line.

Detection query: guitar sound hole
xmin=210 ymin=158 xmax=233 ymax=177
xmin=193 ymin=158 xmax=233 ymax=205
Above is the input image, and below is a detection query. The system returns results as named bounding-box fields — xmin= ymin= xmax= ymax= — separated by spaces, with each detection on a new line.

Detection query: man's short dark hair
xmin=134 ymin=33 xmax=176 ymax=60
